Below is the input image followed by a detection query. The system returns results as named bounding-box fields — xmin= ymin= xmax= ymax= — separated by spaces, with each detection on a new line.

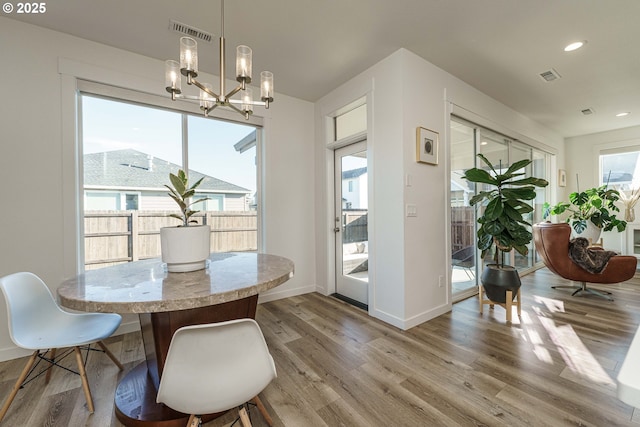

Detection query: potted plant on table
xmin=160 ymin=169 xmax=211 ymax=272
xmin=543 ymin=184 xmax=627 ymax=243
xmin=462 ymin=154 xmax=548 ymax=303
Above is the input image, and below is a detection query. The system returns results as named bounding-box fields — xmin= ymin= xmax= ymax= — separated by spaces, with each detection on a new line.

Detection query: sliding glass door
xmin=450 ymin=121 xmax=477 ymax=299
xmin=450 ymin=118 xmax=551 ymax=301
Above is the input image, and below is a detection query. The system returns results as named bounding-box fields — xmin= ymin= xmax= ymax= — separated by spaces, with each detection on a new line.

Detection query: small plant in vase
xmin=543 ymin=184 xmax=626 ymax=243
xmin=619 ymin=187 xmax=640 ymax=223
xmin=165 ymin=170 xmax=210 ymax=226
xmin=160 ymin=169 xmax=212 ymax=272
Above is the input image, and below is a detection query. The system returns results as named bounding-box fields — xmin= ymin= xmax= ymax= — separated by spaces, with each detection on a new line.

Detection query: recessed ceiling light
xmin=480 ymin=141 xmax=488 ymax=146
xmin=564 ymin=41 xmax=586 ymax=52
xmin=616 ymin=112 xmax=631 ymax=117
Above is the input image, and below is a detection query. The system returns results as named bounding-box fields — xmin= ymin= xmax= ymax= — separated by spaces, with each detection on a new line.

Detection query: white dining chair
xmin=0 ymin=272 xmax=123 ymax=421
xmin=156 ymin=319 xmax=277 ymax=427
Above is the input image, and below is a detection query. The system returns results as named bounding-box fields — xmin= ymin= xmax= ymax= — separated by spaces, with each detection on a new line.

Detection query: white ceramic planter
xmin=160 ymin=225 xmax=211 ymax=272
xmin=570 ymin=220 xmax=602 ymax=244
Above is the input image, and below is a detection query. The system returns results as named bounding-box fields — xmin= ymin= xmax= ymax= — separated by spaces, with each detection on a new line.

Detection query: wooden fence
xmin=451 ymin=207 xmax=474 ymax=253
xmin=84 ymin=211 xmax=257 ymax=270
xmin=342 ymin=210 xmax=368 ymax=243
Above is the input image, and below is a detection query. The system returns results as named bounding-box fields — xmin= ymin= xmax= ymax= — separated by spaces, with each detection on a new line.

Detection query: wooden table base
xmin=114 ymin=363 xmax=222 ymax=427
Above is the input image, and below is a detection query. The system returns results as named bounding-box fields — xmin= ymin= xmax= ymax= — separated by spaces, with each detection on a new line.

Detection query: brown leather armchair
xmin=533 ymin=222 xmax=637 ymax=300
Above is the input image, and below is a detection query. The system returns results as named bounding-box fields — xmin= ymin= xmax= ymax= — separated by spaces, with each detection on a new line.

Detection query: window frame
xmin=76 ymin=80 xmax=264 ymax=272
xmin=599 ymin=147 xmax=640 ymax=188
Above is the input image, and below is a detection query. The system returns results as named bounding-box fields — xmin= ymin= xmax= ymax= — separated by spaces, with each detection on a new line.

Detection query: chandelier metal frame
xmin=164 ymin=0 xmax=273 ymax=119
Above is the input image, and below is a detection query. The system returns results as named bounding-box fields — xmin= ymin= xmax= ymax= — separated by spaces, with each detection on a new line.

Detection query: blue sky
xmin=81 ymin=95 xmax=257 ymax=192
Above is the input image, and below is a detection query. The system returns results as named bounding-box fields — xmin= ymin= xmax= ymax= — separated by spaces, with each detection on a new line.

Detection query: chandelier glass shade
xmin=164 ymin=0 xmax=273 ymax=119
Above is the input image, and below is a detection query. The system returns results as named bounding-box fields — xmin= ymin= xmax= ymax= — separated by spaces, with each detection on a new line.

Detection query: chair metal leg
xmin=74 ymin=346 xmax=94 ymax=413
xmin=554 ymin=281 xmax=613 ymax=301
xmin=552 ymin=285 xmax=581 ymax=291
xmin=251 ymin=396 xmax=274 ymax=426
xmin=0 ymin=350 xmax=39 ymax=422
xmin=96 ymin=341 xmax=124 ymax=370
xmin=239 ymin=406 xmax=252 ymax=427
xmin=581 ymin=286 xmax=613 ymax=301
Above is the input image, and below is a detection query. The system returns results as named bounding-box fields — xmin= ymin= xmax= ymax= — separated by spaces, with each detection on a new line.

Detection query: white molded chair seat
xmin=157 ymin=319 xmax=277 ymax=427
xmin=0 ymin=272 xmax=123 ymax=421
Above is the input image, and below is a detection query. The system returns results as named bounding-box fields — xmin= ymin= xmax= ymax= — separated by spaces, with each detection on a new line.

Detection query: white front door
xmin=334 ymin=141 xmax=368 ymax=306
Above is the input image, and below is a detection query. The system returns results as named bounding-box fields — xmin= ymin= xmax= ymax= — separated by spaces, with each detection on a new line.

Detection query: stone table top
xmin=57 ymin=252 xmax=294 ymax=314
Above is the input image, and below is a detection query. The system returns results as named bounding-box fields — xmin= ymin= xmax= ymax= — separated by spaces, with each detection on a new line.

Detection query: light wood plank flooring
xmin=1 ymin=267 xmax=640 ymax=426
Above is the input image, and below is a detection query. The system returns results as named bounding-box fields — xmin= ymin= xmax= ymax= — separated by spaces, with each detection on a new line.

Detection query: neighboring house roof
xmin=342 ymin=167 xmax=367 ymax=180
xmin=84 ymin=149 xmax=250 ymax=194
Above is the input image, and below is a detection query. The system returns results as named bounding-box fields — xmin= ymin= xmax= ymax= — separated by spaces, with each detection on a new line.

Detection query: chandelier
xmin=164 ymin=0 xmax=274 ymax=119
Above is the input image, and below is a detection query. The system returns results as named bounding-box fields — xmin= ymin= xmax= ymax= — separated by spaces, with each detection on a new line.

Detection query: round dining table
xmin=57 ymin=252 xmax=294 ymax=427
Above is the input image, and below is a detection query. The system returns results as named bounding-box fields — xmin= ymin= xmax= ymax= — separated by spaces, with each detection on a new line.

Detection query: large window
xmin=600 ymin=149 xmax=640 ymax=189
xmin=80 ymin=93 xmax=260 ymax=270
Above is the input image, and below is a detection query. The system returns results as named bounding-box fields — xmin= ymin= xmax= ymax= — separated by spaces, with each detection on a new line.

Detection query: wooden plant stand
xmin=479 ymin=284 xmax=521 ymax=323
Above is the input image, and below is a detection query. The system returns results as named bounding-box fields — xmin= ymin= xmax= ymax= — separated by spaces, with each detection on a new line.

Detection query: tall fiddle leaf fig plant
xmin=462 ymin=154 xmax=549 ymax=268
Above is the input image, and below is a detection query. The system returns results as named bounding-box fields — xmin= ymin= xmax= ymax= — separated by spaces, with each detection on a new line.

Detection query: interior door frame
xmin=319 ymin=89 xmax=374 ymax=316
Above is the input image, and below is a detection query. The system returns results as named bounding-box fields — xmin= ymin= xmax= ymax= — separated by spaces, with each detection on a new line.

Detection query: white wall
xmin=0 ymin=16 xmax=570 ymax=358
xmin=565 ymin=125 xmax=640 ymax=252
xmin=315 ymin=49 xmax=564 ymax=330
xmin=0 ymin=17 xmax=315 ymax=360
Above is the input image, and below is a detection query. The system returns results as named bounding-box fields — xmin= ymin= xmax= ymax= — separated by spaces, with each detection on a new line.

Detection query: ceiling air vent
xmin=581 ymin=108 xmax=595 ymax=115
xmin=169 ymin=20 xmax=213 ymax=43
xmin=539 ymin=68 xmax=561 ymax=82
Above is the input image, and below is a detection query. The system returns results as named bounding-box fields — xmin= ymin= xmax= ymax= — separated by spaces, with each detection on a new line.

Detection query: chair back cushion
xmin=533 ymin=222 xmax=572 ymax=277
xmin=0 ymin=272 xmax=122 ymax=349
xmin=0 ymin=272 xmax=65 ymax=347
xmin=533 ymin=222 xmax=637 ymax=283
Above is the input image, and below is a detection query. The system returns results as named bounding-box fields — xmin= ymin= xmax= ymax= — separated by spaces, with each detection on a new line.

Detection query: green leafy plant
xmin=462 ymin=154 xmax=549 ymax=268
xmin=543 ymin=185 xmax=626 ymax=233
xmin=165 ymin=169 xmax=210 ymax=226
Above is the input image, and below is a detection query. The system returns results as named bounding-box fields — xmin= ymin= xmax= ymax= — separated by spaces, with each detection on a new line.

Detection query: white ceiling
xmin=8 ymin=0 xmax=640 ymax=137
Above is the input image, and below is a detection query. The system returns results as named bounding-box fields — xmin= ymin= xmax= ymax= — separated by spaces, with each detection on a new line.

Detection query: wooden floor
xmin=1 ymin=267 xmax=640 ymax=426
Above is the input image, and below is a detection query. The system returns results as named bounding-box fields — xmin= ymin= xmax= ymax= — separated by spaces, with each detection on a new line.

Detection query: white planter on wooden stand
xmin=160 ymin=225 xmax=211 ymax=272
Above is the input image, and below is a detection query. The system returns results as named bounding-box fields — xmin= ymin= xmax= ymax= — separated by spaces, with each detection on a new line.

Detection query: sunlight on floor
xmin=533 ymin=295 xmax=566 ymax=314
xmin=538 ymin=315 xmax=615 ymax=390
xmin=526 ymin=327 xmax=554 ymax=364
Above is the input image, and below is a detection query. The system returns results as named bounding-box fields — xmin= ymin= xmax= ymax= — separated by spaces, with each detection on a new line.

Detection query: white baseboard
xmin=258 ymin=283 xmax=316 ymax=303
xmin=0 ymin=346 xmax=33 ymax=363
xmin=373 ymin=303 xmax=451 ymax=330
xmin=402 ymin=303 xmax=451 ymax=330
xmin=113 ymin=319 xmax=141 ymax=335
